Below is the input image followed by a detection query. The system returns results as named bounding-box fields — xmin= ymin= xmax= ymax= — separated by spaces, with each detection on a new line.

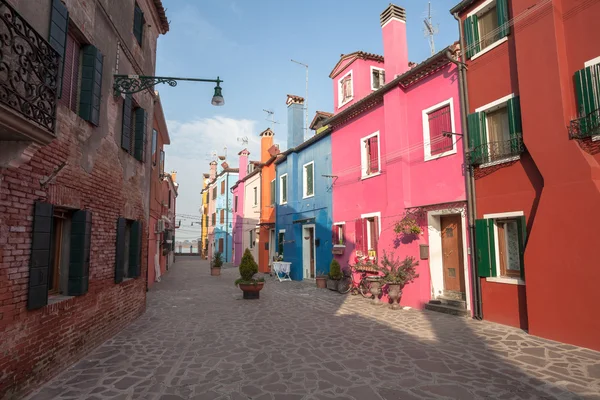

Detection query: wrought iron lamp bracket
xmin=113 ymin=75 xmax=223 ymax=96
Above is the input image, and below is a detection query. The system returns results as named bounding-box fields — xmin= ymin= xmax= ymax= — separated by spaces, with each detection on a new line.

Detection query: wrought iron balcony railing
xmin=468 ymin=135 xmax=524 ymax=166
xmin=569 ymin=108 xmax=600 ymax=140
xmin=0 ymin=0 xmax=60 ymax=134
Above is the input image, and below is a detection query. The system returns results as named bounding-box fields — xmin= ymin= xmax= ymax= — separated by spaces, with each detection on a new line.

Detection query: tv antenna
xmin=262 ymin=109 xmax=280 ymax=130
xmin=291 ymin=59 xmax=309 ymax=138
xmin=218 ymin=146 xmax=227 ymax=161
xmin=205 ymin=150 xmax=218 ymax=162
xmin=237 ymin=136 xmax=249 ymax=146
xmin=423 ymin=1 xmax=439 ymax=56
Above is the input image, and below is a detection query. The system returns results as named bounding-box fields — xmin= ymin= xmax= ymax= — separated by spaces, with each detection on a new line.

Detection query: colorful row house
xmin=200 ymin=172 xmax=210 ymax=259
xmin=452 ymin=0 xmax=600 ymax=351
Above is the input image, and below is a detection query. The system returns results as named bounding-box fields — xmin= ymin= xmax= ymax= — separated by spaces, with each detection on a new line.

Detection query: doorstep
xmin=425 ymin=295 xmax=469 ymax=317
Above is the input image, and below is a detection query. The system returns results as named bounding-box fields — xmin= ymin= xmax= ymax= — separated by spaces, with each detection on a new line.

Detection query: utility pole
xmin=291 ymin=59 xmax=309 ymax=139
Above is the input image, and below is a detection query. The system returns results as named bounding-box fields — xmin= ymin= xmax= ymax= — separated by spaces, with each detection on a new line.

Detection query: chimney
xmin=259 ymin=128 xmax=275 ymax=162
xmin=380 ymin=4 xmax=408 ymax=79
xmin=170 ymin=170 xmax=177 ymax=183
xmin=209 ymin=161 xmax=217 ymax=180
xmin=238 ymin=149 xmax=250 ymax=180
xmin=286 ymin=94 xmax=305 ymax=149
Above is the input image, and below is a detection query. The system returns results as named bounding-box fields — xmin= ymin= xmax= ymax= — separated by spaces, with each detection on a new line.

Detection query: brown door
xmin=441 ymin=215 xmax=465 ymax=293
xmin=309 ymin=228 xmax=315 ymax=278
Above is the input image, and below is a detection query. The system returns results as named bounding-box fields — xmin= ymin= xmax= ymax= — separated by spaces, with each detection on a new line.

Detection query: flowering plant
xmin=394 ymin=216 xmax=422 ymax=235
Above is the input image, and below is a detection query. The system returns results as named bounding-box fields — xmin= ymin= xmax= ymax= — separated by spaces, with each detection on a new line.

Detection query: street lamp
xmin=113 ymin=75 xmax=225 ymax=106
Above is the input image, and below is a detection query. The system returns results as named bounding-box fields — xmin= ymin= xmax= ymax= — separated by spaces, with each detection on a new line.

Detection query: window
xmin=151 ymin=129 xmax=158 ymax=165
xmin=355 ymin=214 xmax=379 ymax=257
xmin=464 ymin=0 xmax=510 ymax=59
xmin=468 ymin=94 xmax=523 ymax=166
xmin=221 ymin=180 xmax=225 ymax=194
xmin=270 ymin=179 xmax=275 ymax=205
xmin=212 ymin=213 xmax=216 ymax=226
xmin=279 ymin=174 xmax=288 ymax=204
xmin=220 ymin=209 xmax=224 ymax=224
xmin=475 ymin=213 xmax=526 ymax=283
xmin=133 ymin=2 xmax=144 ymax=46
xmin=60 ymin=34 xmax=81 ymax=112
xmin=371 ymin=67 xmax=385 ymax=90
xmin=159 ymin=150 xmax=165 ymax=177
xmin=168 ymin=190 xmax=171 ymax=208
xmin=422 ymin=99 xmax=456 ymax=160
xmin=218 ymin=238 xmax=224 ymax=254
xmin=249 ymin=230 xmax=254 ymax=248
xmin=338 ymin=70 xmax=353 ymax=107
xmin=212 ymin=187 xmax=217 ymax=200
xmin=573 ymin=61 xmax=600 ymax=140
xmin=253 ymin=187 xmax=258 ymax=206
xmin=333 ymin=223 xmax=345 ymax=246
xmin=115 ymin=217 xmax=142 ymax=284
xmin=121 ymin=96 xmax=147 ymax=161
xmin=303 ymin=161 xmax=314 ymax=198
xmin=361 ymin=133 xmax=380 ymax=178
xmin=234 ymin=195 xmax=238 ymax=212
xmin=278 ymin=230 xmax=285 ymax=256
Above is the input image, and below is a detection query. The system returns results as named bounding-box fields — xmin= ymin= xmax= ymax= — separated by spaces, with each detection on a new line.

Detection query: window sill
xmin=303 ymin=194 xmax=314 ymax=199
xmin=48 ymin=294 xmax=75 ymax=305
xmin=471 ymin=37 xmax=508 ymax=61
xmin=361 ymin=172 xmax=381 ymax=181
xmin=424 ymin=148 xmax=457 ymax=162
xmin=281 ymin=202 xmax=288 ymax=205
xmin=339 ymin=98 xmax=354 ymax=108
xmin=486 ymin=277 xmax=525 ymax=285
xmin=479 ymin=155 xmax=520 ymax=169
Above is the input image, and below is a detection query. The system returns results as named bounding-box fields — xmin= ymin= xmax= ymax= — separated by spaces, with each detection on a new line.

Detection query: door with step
xmin=440 ymin=215 xmax=465 ymax=294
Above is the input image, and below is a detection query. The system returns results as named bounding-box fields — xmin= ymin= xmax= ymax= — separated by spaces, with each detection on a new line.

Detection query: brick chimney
xmin=170 ymin=170 xmax=177 ymax=183
xmin=209 ymin=161 xmax=217 ymax=180
xmin=381 ymin=4 xmax=408 ymax=79
xmin=238 ymin=149 xmax=249 ymax=180
xmin=286 ymin=94 xmax=305 ymax=149
xmin=259 ymin=128 xmax=274 ymax=163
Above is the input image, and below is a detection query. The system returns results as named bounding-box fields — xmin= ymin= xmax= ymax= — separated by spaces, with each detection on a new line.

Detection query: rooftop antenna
xmin=423 ymin=1 xmax=439 ymax=56
xmin=205 ymin=150 xmax=218 ymax=162
xmin=237 ymin=136 xmax=249 ymax=146
xmin=291 ymin=59 xmax=309 ymax=139
xmin=262 ymin=109 xmax=280 ymax=130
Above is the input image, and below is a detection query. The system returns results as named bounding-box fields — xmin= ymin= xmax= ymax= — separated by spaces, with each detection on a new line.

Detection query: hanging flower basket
xmin=394 ymin=216 xmax=422 ymax=236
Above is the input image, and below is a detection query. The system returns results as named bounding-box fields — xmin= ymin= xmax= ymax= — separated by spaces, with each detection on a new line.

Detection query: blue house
xmin=275 ymin=95 xmax=333 ymax=280
xmin=214 ymin=165 xmax=238 ymax=263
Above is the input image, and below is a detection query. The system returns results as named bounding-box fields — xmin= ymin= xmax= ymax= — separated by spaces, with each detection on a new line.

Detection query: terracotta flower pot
xmin=211 ymin=267 xmax=221 ymax=276
xmin=387 ymin=283 xmax=403 ymax=310
xmin=239 ymin=281 xmax=265 ymax=299
xmin=367 ymin=277 xmax=383 ymax=305
xmin=316 ymin=276 xmax=327 ymax=289
xmin=326 ymin=279 xmax=339 ymax=291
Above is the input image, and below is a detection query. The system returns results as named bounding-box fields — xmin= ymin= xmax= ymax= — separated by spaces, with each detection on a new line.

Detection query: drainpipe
xmin=448 ymin=13 xmax=483 ymax=320
xmin=225 ymin=174 xmax=229 ymax=263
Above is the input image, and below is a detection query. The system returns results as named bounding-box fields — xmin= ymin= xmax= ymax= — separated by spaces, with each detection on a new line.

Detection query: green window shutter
xmin=278 ymin=232 xmax=284 ymax=256
xmin=507 ymin=96 xmax=523 ymax=153
xmin=28 ymin=202 xmax=54 ymax=310
xmin=464 ymin=15 xmax=480 ymax=59
xmin=516 ymin=216 xmax=527 ymax=281
xmin=68 ymin=209 xmax=92 ymax=296
xmin=306 ymin=163 xmax=314 ymax=196
xmin=270 ymin=180 xmax=275 ymax=205
xmin=49 ymin=0 xmax=68 ymax=97
xmin=129 ymin=220 xmax=142 ymax=278
xmin=463 ymin=17 xmax=472 ymax=59
xmin=496 ymin=0 xmax=510 ymax=38
xmin=574 ymin=65 xmax=600 ymax=135
xmin=134 ymin=108 xmax=147 ymax=162
xmin=115 ymin=217 xmax=126 ymax=283
xmin=78 ymin=45 xmax=104 ymax=126
xmin=475 ymin=219 xmax=497 ymax=278
xmin=467 ymin=112 xmax=483 ymax=164
xmin=121 ymin=95 xmax=132 ymax=152
xmin=133 ymin=3 xmax=144 ymax=45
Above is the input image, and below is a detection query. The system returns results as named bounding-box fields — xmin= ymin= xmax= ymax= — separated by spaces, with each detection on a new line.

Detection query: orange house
xmin=258 ymin=128 xmax=280 ymax=273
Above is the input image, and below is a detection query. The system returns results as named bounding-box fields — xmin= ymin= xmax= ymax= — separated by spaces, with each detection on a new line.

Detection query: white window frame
xmin=338 ymin=70 xmax=354 ymax=108
xmin=302 ymin=161 xmax=315 ymax=199
xmin=475 ymin=93 xmax=520 ymax=168
xmin=333 ymin=222 xmax=345 ymax=246
xmin=360 ymin=211 xmax=381 ymax=252
xmin=583 ymin=56 xmax=600 ymax=141
xmin=370 ymin=66 xmax=385 ymax=91
xmin=253 ymin=186 xmax=258 ymax=207
xmin=279 ymin=174 xmax=288 ymax=204
xmin=483 ymin=211 xmax=525 ymax=286
xmin=468 ymin=0 xmax=509 ymax=61
xmin=270 ymin=179 xmax=276 ymax=205
xmin=422 ymin=98 xmax=457 ymax=161
xmin=360 ymin=131 xmax=381 ymax=180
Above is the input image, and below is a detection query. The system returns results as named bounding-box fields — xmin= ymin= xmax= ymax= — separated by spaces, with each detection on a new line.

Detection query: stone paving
xmin=25 ymin=257 xmax=600 ymax=400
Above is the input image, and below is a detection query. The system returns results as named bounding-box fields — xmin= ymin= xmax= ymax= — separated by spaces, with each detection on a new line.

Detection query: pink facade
xmin=232 ymin=149 xmax=249 ymax=266
xmin=329 ymin=4 xmax=471 ymax=312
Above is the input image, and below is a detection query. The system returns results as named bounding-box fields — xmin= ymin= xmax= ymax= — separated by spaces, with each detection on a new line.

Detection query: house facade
xmin=452 ymin=0 xmax=600 ymax=350
xmin=0 ymin=0 xmax=169 ymax=396
xmin=205 ymin=161 xmax=217 ymax=261
xmin=231 ymin=149 xmax=249 ymax=266
xmin=213 ymin=165 xmax=238 ymax=263
xmin=325 ymin=4 xmax=468 ymax=311
xmin=258 ymin=128 xmax=280 ymax=273
xmin=242 ymin=167 xmax=261 ymax=263
xmin=275 ymin=96 xmax=334 ymax=281
xmin=200 ymin=173 xmax=210 ymax=259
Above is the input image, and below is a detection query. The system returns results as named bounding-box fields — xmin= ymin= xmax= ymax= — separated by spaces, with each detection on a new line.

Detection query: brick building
xmin=0 ymin=0 xmax=168 ymax=397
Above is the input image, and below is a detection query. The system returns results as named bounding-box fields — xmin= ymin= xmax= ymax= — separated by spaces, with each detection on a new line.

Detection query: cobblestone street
xmin=26 ymin=257 xmax=600 ymax=400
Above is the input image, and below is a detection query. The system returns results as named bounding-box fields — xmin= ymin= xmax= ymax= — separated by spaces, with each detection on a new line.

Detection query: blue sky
xmin=158 ymin=0 xmax=459 ymax=238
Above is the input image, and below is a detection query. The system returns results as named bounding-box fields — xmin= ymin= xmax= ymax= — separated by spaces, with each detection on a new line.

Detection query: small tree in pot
xmin=327 ymin=259 xmax=342 ymax=290
xmin=235 ymin=249 xmax=265 ymax=299
xmin=379 ymin=251 xmax=419 ymax=310
xmin=211 ymin=252 xmax=223 ymax=276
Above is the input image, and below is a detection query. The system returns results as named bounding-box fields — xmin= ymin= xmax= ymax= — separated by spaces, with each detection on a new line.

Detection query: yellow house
xmin=201 ymin=173 xmax=210 ymax=259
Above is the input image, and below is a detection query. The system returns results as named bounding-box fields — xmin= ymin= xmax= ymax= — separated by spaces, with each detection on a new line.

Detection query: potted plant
xmin=394 ymin=215 xmax=422 ymax=236
xmin=378 ymin=251 xmax=419 ymax=309
xmin=211 ymin=252 xmax=223 ymax=276
xmin=235 ymin=248 xmax=265 ymax=299
xmin=327 ymin=259 xmax=342 ymax=290
xmin=315 ymin=270 xmax=327 ymax=289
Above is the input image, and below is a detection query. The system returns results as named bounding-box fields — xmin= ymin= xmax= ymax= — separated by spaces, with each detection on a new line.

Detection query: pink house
xmin=327 ymin=4 xmax=471 ymax=314
xmin=231 ymin=149 xmax=250 ymax=266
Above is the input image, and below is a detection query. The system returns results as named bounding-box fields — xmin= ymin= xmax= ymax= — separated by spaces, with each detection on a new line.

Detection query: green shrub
xmin=329 ymin=259 xmax=342 ymax=280
xmin=239 ymin=248 xmax=258 ymax=281
xmin=212 ymin=252 xmax=223 ymax=268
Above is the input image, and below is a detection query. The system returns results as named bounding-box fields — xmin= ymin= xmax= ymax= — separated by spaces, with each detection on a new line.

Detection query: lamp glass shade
xmin=211 ymin=85 xmax=224 ymax=106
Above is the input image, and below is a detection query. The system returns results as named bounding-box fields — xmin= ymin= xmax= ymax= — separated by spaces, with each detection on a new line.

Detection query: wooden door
xmin=309 ymin=228 xmax=315 ymax=278
xmin=441 ymin=215 xmax=465 ymax=293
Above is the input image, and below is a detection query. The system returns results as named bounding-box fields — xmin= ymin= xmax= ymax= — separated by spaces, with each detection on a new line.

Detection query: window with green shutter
xmin=79 ymin=45 xmax=103 ymax=126
xmin=280 ymin=174 xmax=288 ymax=204
xmin=68 ymin=210 xmax=92 ymax=296
xmin=115 ymin=217 xmax=126 ymax=283
xmin=270 ymin=180 xmax=275 ymax=205
xmin=129 ymin=220 xmax=142 ymax=278
xmin=49 ymin=0 xmax=69 ymax=96
xmin=475 ymin=215 xmax=526 ymax=280
xmin=134 ymin=108 xmax=147 ymax=162
xmin=463 ymin=0 xmax=509 ymax=59
xmin=121 ymin=95 xmax=133 ymax=153
xmin=573 ymin=64 xmax=600 ymax=138
xmin=133 ymin=3 xmax=144 ymax=46
xmin=304 ymin=162 xmax=314 ymax=197
xmin=278 ymin=231 xmax=285 ymax=256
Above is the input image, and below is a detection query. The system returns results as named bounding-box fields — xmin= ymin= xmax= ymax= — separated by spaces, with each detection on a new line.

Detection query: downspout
xmin=225 ymin=174 xmax=229 ymax=263
xmin=448 ymin=13 xmax=483 ymax=320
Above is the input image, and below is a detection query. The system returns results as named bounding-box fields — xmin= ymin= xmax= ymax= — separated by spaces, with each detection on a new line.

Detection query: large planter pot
xmin=387 ymin=283 xmax=403 ymax=310
xmin=316 ymin=276 xmax=327 ymax=289
xmin=239 ymin=282 xmax=265 ymax=299
xmin=211 ymin=267 xmax=221 ymax=276
xmin=326 ymin=279 xmax=340 ymax=291
xmin=367 ymin=277 xmax=383 ymax=305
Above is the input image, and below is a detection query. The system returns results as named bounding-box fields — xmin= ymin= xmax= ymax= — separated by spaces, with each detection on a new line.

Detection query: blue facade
xmin=214 ymin=170 xmax=238 ymax=262
xmin=275 ymin=102 xmax=333 ymax=280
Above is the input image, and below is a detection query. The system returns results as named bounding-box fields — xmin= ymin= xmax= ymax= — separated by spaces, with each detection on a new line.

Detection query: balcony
xmin=569 ymin=108 xmax=600 ymax=140
xmin=0 ymin=0 xmax=60 ymax=144
xmin=468 ymin=135 xmax=524 ymax=166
